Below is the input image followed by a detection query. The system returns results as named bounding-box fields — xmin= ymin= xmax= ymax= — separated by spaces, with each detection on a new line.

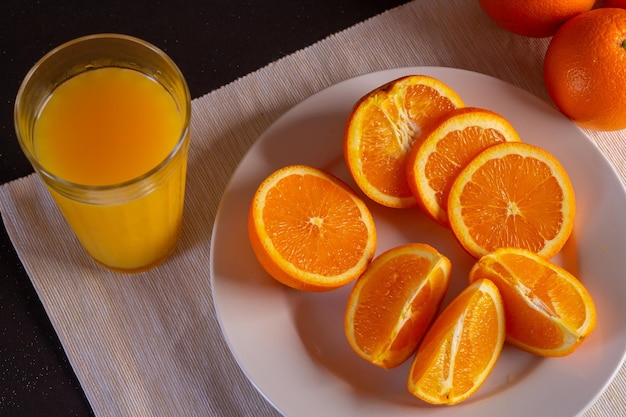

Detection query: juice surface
xmin=34 ymin=67 xmax=184 ymax=185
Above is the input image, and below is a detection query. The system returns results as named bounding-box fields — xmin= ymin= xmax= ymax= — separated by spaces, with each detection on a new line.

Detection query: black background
xmin=0 ymin=1 xmax=408 ymax=415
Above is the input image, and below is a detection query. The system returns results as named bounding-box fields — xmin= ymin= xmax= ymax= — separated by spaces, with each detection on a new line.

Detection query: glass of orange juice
xmin=14 ymin=34 xmax=191 ymax=273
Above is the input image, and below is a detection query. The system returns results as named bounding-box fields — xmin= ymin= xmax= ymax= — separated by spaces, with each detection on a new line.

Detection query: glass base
xmin=93 ymin=243 xmax=178 ymax=274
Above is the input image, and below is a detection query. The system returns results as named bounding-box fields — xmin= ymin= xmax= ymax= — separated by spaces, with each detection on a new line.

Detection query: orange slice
xmin=447 ymin=142 xmax=576 ymax=259
xmin=344 ymin=75 xmax=464 ymax=208
xmin=406 ymin=107 xmax=522 ymax=225
xmin=248 ymin=164 xmax=377 ymax=291
xmin=344 ymin=243 xmax=451 ymax=369
xmin=469 ymin=248 xmax=597 ymax=356
xmin=407 ymin=278 xmax=505 ymax=405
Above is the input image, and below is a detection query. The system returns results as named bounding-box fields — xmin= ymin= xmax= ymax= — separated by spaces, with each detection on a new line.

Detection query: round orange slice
xmin=469 ymin=248 xmax=597 ymax=357
xmin=447 ymin=142 xmax=576 ymax=259
xmin=344 ymin=243 xmax=451 ymax=369
xmin=248 ymin=165 xmax=377 ymax=291
xmin=344 ymin=75 xmax=464 ymax=208
xmin=406 ymin=107 xmax=522 ymax=225
xmin=407 ymin=278 xmax=505 ymax=405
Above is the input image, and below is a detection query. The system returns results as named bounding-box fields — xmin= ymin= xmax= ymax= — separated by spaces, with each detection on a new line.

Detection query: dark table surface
xmin=0 ymin=1 xmax=408 ymax=415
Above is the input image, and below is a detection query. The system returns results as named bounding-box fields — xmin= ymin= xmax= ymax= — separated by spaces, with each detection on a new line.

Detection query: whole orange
xmin=478 ymin=0 xmax=595 ymax=38
xmin=544 ymin=8 xmax=626 ymax=131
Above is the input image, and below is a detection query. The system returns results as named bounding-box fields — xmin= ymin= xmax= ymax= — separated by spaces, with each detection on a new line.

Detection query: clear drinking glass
xmin=14 ymin=34 xmax=191 ymax=273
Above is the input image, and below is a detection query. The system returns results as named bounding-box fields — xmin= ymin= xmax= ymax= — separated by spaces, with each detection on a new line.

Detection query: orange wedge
xmin=469 ymin=248 xmax=597 ymax=356
xmin=248 ymin=165 xmax=377 ymax=291
xmin=407 ymin=278 xmax=505 ymax=405
xmin=344 ymin=243 xmax=451 ymax=369
xmin=448 ymin=142 xmax=576 ymax=259
xmin=344 ymin=75 xmax=464 ymax=208
xmin=406 ymin=107 xmax=522 ymax=225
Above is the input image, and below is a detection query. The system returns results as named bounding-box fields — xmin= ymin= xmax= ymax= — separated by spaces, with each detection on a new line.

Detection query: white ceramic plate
xmin=210 ymin=67 xmax=626 ymax=417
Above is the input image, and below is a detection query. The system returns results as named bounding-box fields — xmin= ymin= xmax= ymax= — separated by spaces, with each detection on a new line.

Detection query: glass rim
xmin=14 ymin=33 xmax=191 ymax=193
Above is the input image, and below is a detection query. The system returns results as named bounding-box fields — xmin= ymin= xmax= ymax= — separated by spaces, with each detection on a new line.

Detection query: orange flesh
xmin=262 ymin=173 xmax=371 ymax=276
xmin=426 ymin=126 xmax=508 ymax=211
xmin=458 ymin=154 xmax=566 ymax=253
xmin=387 ymin=268 xmax=446 ymax=354
xmin=408 ymin=280 xmax=503 ymax=404
xmin=352 ymin=255 xmax=443 ymax=355
xmin=358 ymin=84 xmax=459 ymax=199
xmin=470 ymin=250 xmax=595 ymax=354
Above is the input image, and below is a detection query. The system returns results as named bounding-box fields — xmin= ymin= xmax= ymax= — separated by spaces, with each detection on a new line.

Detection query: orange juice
xmin=34 ymin=68 xmax=183 ymax=185
xmin=32 ymin=67 xmax=189 ymax=271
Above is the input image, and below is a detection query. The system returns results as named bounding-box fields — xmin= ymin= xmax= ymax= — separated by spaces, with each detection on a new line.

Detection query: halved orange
xmin=448 ymin=142 xmax=576 ymax=259
xmin=406 ymin=107 xmax=522 ymax=226
xmin=344 ymin=243 xmax=451 ymax=369
xmin=248 ymin=165 xmax=377 ymax=291
xmin=407 ymin=278 xmax=505 ymax=405
xmin=344 ymin=75 xmax=464 ymax=208
xmin=469 ymin=248 xmax=597 ymax=357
